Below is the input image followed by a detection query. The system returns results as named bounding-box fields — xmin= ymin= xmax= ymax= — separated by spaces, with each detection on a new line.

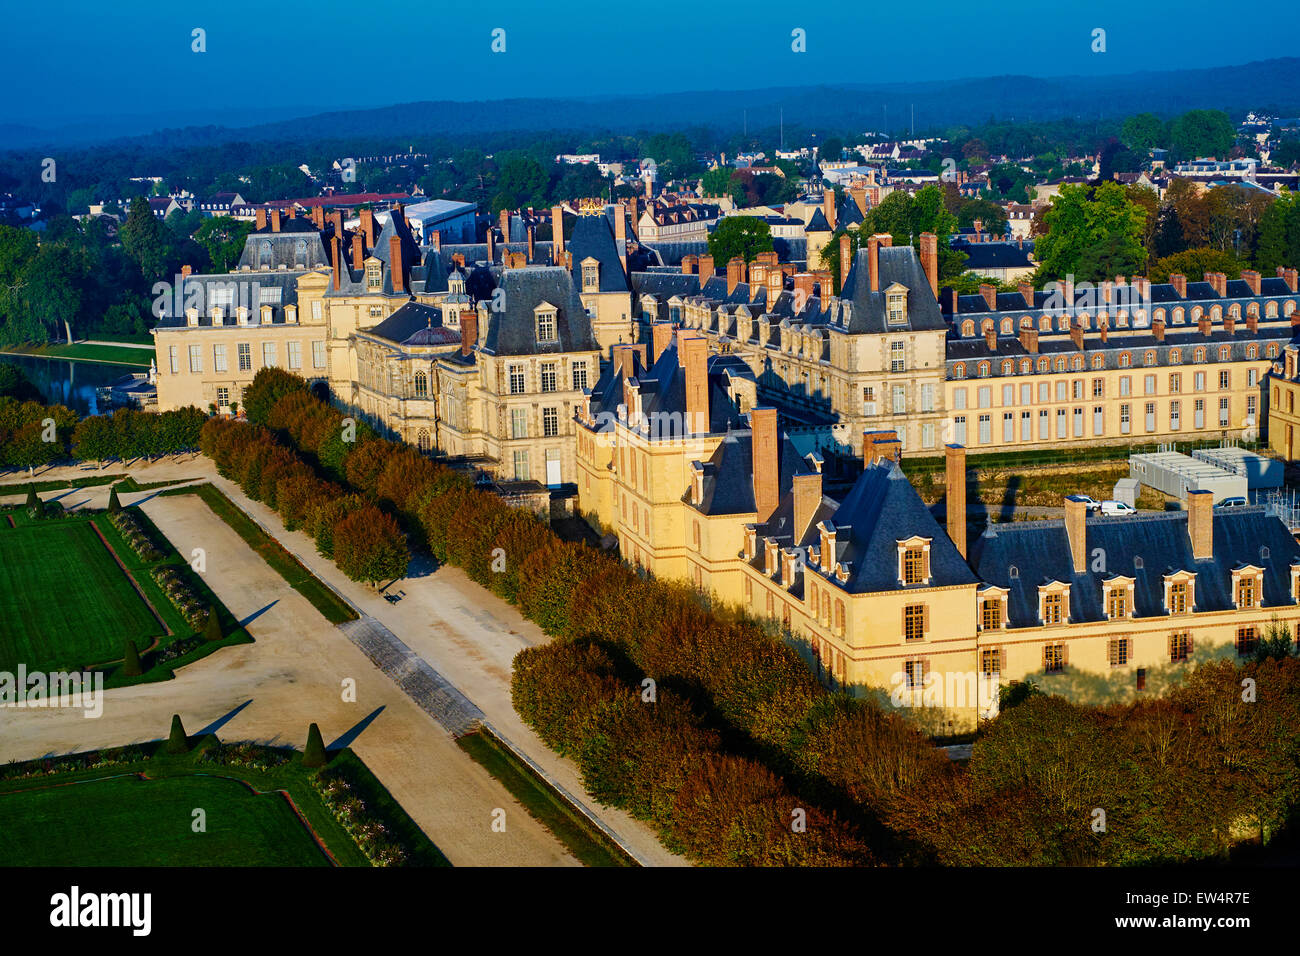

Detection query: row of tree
xmin=0 ymin=399 xmax=205 ymax=474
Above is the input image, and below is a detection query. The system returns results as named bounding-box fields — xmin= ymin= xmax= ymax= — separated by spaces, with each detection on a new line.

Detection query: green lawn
xmin=0 ymin=343 xmax=152 ymax=367
xmin=0 ymin=516 xmax=161 ymax=672
xmin=0 ymin=774 xmax=331 ymax=866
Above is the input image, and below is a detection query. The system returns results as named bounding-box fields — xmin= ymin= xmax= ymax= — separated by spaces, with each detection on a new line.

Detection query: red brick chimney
xmin=1224 ymin=312 xmax=1236 ymax=336
xmin=551 ymin=206 xmax=564 ymax=264
xmin=1187 ymin=489 xmax=1213 ymax=561
xmin=527 ymin=225 xmax=535 ymax=264
xmin=840 ymin=234 xmax=853 ymax=291
xmin=793 ymin=273 xmax=815 ymax=304
xmin=614 ymin=204 xmax=628 ymax=272
xmin=486 ymin=227 xmax=496 ymax=264
xmin=287 ymin=205 xmax=296 ymax=220
xmin=1247 ymin=310 xmax=1258 ymax=334
xmin=389 ymin=235 xmax=405 ymax=293
xmin=766 ymin=269 xmax=783 ymax=303
xmin=1065 ymin=496 xmax=1088 ymax=573
xmin=945 ymin=444 xmax=967 ymax=558
xmin=1019 ymin=327 xmax=1039 ymax=354
xmin=499 ymin=208 xmax=510 ymax=237
xmin=351 ymin=233 xmax=364 ymax=270
xmin=1070 ymin=324 xmax=1084 ymax=349
xmin=750 ymin=407 xmax=779 ymax=523
xmin=1152 ymin=316 xmax=1166 ymax=341
xmin=698 ymin=254 xmax=714 ymax=288
xmin=1284 ymin=268 xmax=1299 ymax=293
xmin=431 ymin=230 xmax=441 ymax=253
xmin=979 ymin=283 xmax=997 ymax=311
xmin=986 ymin=327 xmax=998 ymax=352
xmin=727 ymin=257 xmax=744 ymax=295
xmin=330 ymin=210 xmax=343 ymax=238
xmin=850 ymin=185 xmax=867 ymax=216
xmin=256 ymin=208 xmax=267 ymax=231
xmin=331 ymin=235 xmax=341 ymax=291
xmin=681 ymin=335 xmax=709 ymax=435
xmin=919 ymin=232 xmax=938 ymax=298
xmin=1242 ymin=270 xmax=1261 ymax=295
xmin=270 ymin=209 xmax=281 ymax=233
xmin=460 ymin=309 xmax=477 ymax=356
xmin=823 ymin=188 xmax=836 ymax=229
xmin=652 ymin=322 xmax=675 ymax=363
xmin=1170 ymin=273 xmax=1187 ymax=298
xmin=310 ymin=205 xmax=324 ymax=230
xmin=1019 ymin=279 xmax=1034 ymax=307
xmin=359 ymin=209 xmax=375 ymax=248
xmin=681 ymin=254 xmax=698 ymax=275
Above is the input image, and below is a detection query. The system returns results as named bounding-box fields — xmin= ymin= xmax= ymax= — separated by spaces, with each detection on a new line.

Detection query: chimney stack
xmin=1065 ymin=495 xmax=1088 ymax=574
xmin=945 ymin=444 xmax=967 ymax=558
xmin=431 ymin=230 xmax=441 ymax=253
xmin=697 ymin=254 xmax=714 ymax=288
xmin=919 ymin=232 xmax=938 ymax=298
xmin=792 ymin=472 xmax=822 ymax=542
xmin=389 ymin=235 xmax=405 ymax=293
xmin=331 ymin=235 xmax=341 ymax=291
xmin=1199 ymin=314 xmax=1212 ymax=337
xmin=766 ymin=268 xmax=783 ymax=303
xmin=310 ymin=205 xmax=324 ymax=230
xmin=181 ymin=264 xmax=191 ymax=277
xmin=360 ymin=208 xmax=375 ymax=248
xmin=614 ymin=204 xmax=628 ymax=272
xmin=1019 ymin=279 xmax=1034 ymax=307
xmin=839 ymin=234 xmax=853 ymax=292
xmin=850 ymin=184 xmax=867 ymax=216
xmin=682 ymin=335 xmax=709 ymax=435
xmin=869 ymin=233 xmax=891 ymax=292
xmin=287 ymin=205 xmax=296 ymax=220
xmin=979 ymin=283 xmax=997 ymax=311
xmin=1284 ymin=268 xmax=1299 ymax=293
xmin=551 ymin=205 xmax=564 ymax=264
xmin=727 ymin=257 xmax=745 ymax=295
xmin=1170 ymin=273 xmax=1187 ymax=298
xmin=487 ymin=227 xmax=496 ymax=264
xmin=682 ymin=254 xmax=698 ymax=276
xmin=1019 ymin=327 xmax=1039 ymax=354
xmin=1242 ymin=270 xmax=1261 ymax=296
xmin=750 ymin=407 xmax=779 ymax=523
xmin=527 ymin=225 xmax=535 ymax=264
xmin=1187 ymin=489 xmax=1213 ymax=561
xmin=1152 ymin=316 xmax=1166 ymax=341
xmin=652 ymin=322 xmax=675 ymax=363
xmin=986 ymin=327 xmax=998 ymax=352
xmin=793 ymin=273 xmax=815 ymax=304
xmin=460 ymin=309 xmax=478 ymax=356
xmin=823 ymin=188 xmax=837 ymax=229
xmin=352 ymin=233 xmax=364 ymax=270
xmin=270 ymin=209 xmax=281 ymax=233
xmin=499 ymin=208 xmax=511 ymax=238
xmin=256 ymin=208 xmax=267 ymax=231
xmin=330 ymin=210 xmax=343 ymax=239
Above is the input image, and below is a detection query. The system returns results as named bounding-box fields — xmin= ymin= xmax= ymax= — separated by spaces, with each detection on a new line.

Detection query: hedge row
xmin=0 ymin=399 xmax=206 ymax=472
xmin=199 ymin=416 xmax=409 ymax=587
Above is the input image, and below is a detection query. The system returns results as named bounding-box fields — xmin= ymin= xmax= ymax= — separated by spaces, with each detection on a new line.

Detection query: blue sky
xmin=3 ymin=0 xmax=1288 ymax=130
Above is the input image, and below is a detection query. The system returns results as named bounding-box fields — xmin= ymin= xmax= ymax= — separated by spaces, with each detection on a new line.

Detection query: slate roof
xmin=812 ymin=460 xmax=979 ymax=594
xmin=952 ymin=241 xmax=1033 ymax=271
xmin=806 ymin=208 xmax=832 ymax=232
xmin=480 ymin=266 xmax=598 ymax=357
xmin=839 ymin=244 xmax=947 ymax=333
xmin=970 ymin=507 xmax=1300 ymax=628
xmin=364 ymin=301 xmax=458 ymax=347
xmin=695 ymin=427 xmax=808 ymax=517
xmin=154 ymin=271 xmax=303 ymax=327
xmin=567 ymin=213 xmax=629 ymax=292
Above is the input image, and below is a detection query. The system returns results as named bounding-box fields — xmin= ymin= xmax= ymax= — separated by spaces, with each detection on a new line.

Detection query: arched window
xmin=295 ymin=239 xmax=307 ymax=266
xmin=1210 ymin=305 xmax=1222 ymax=322
xmin=1154 ymin=308 xmax=1166 ymax=323
xmin=1268 ymin=343 xmax=1279 ymax=358
xmin=1194 ymin=347 xmax=1206 ymax=363
xmin=1019 ymin=359 xmax=1031 ymax=373
xmin=978 ymin=362 xmax=991 ymax=378
xmin=1248 ymin=344 xmax=1259 ymax=359
xmin=961 ymin=320 xmax=975 ymax=337
xmin=1173 ymin=307 xmax=1185 ymax=324
xmin=1170 ymin=348 xmax=1181 ymax=363
xmin=1077 ymin=312 xmax=1091 ymax=329
xmin=1229 ymin=304 xmax=1240 ymax=319
xmin=1247 ymin=302 xmax=1260 ymax=317
xmin=981 ymin=318 xmax=994 ymax=334
xmin=1001 ymin=359 xmax=1013 ymax=375
xmin=1266 ymin=301 xmax=1279 ymax=318
xmin=1071 ymin=356 xmax=1083 ymax=371
xmin=414 ymin=371 xmax=428 ymax=398
xmin=1038 ymin=357 xmax=1050 ymax=373
xmin=1119 ymin=352 xmax=1131 ymax=368
xmin=1091 ymin=354 xmax=1104 ymax=370
xmin=1219 ymin=346 xmax=1231 ymax=361
xmin=417 ymin=429 xmax=432 ymax=453
xmin=1191 ymin=306 xmax=1204 ymax=323
xmin=1144 ymin=351 xmax=1156 ymax=366
xmin=1058 ymin=316 xmax=1070 ymax=332
xmin=1039 ymin=316 xmax=1052 ymax=332
xmin=1286 ymin=300 xmax=1297 ymax=317
xmin=1054 ymin=358 xmax=1066 ymax=372
xmin=1021 ymin=316 xmax=1034 ymax=329
xmin=1000 ymin=317 xmax=1013 ymax=334
xmin=259 ymin=241 xmax=273 ymax=269
xmin=953 ymin=363 xmax=966 ymax=379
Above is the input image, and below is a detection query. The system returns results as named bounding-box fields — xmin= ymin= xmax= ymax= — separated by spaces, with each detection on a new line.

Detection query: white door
xmin=546 ymin=452 xmax=562 ymax=487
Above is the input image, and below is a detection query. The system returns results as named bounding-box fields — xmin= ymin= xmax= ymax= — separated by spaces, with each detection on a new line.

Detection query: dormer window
xmin=582 ymin=258 xmax=600 ymax=293
xmin=536 ymin=306 xmax=558 ymax=343
xmin=887 ymin=289 xmax=907 ymax=325
xmin=1232 ymin=565 xmax=1263 ymax=609
xmin=978 ymin=586 xmax=1009 ymax=630
xmin=1039 ymin=582 xmax=1070 ymax=625
xmin=897 ymin=536 xmax=932 ymax=586
xmin=366 ymin=261 xmax=382 ymax=290
xmin=1164 ymin=572 xmax=1195 ymax=615
xmin=1103 ymin=576 xmax=1135 ymax=620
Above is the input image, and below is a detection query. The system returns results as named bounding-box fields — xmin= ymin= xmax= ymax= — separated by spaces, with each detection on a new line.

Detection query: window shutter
xmin=1062 ymin=643 xmax=1070 ymax=668
xmin=923 ymin=604 xmax=930 ymax=634
xmin=1000 ymin=647 xmax=1008 ymax=672
xmin=901 ymin=605 xmax=906 ymax=638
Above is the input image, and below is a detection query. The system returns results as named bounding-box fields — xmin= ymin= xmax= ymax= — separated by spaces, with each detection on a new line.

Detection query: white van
xmin=1100 ymin=500 xmax=1135 ymax=516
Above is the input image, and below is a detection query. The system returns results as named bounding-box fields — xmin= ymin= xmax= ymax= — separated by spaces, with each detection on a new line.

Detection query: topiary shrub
xmin=107 ymin=485 xmax=121 ymax=513
xmin=122 ymin=639 xmax=142 ymax=677
xmin=203 ymin=607 xmax=222 ymax=642
xmin=165 ymin=714 xmax=189 ymax=754
xmin=302 ymin=722 xmax=328 ymax=768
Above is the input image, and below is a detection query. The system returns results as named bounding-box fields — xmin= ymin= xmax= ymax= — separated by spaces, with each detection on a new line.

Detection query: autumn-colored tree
xmin=515 ymin=541 xmax=604 ymax=638
xmin=511 ymin=640 xmax=626 ymax=756
xmin=331 ymin=505 xmax=409 ymax=586
xmin=241 ymin=366 xmax=306 ymax=425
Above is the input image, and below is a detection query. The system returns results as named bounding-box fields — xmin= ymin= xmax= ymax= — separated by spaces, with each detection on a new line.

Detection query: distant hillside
xmin=7 ymin=57 xmax=1300 ymax=151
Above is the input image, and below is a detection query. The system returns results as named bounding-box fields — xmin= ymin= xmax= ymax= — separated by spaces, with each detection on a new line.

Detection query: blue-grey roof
xmin=481 ymin=266 xmax=598 ymax=357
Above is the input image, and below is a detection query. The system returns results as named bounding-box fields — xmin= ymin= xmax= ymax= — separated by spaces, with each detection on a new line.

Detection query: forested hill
xmin=6 ymin=57 xmax=1299 ymax=150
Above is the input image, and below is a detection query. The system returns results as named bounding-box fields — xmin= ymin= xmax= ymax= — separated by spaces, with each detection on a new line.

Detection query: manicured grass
xmin=168 ymin=483 xmax=357 ymax=624
xmin=0 ymin=742 xmax=449 ymax=867
xmin=0 ymin=474 xmax=127 ymax=493
xmin=457 ymin=728 xmax=636 ymax=867
xmin=0 ymin=514 xmax=161 ymax=673
xmin=0 ymin=774 xmax=331 ymax=866
xmin=0 ymin=343 xmax=151 ymax=367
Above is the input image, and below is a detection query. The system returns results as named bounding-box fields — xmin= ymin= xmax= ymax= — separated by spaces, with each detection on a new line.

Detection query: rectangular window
xmin=1043 ymin=592 xmax=1063 ymax=625
xmin=262 ymin=342 xmax=276 ymax=368
xmin=1145 ymin=374 xmax=1157 ymax=395
xmin=1071 ymin=379 xmax=1083 ymax=400
xmin=287 ymin=341 xmax=302 ymax=370
xmin=1169 ymin=582 xmax=1188 ymax=614
xmin=188 ymin=344 xmax=202 ymax=373
xmin=168 ymin=345 xmax=178 ymax=374
xmin=1237 ymin=575 xmax=1257 ymax=609
xmin=1170 ymin=632 xmax=1191 ymax=663
xmin=312 ymin=300 xmax=323 ymax=321
xmin=1219 ymin=397 xmax=1230 ymax=427
xmin=1020 ymin=410 xmax=1032 ymax=441
xmin=312 ymin=340 xmax=326 ymax=369
xmin=1145 ymin=401 xmax=1156 ymax=432
xmin=904 ymin=660 xmax=925 ymax=689
xmin=953 ymin=415 xmax=967 ymax=445
xmin=512 ymin=450 xmax=530 ymax=481
xmin=1073 ymin=407 xmax=1084 ymax=437
xmin=1020 ymin=384 xmax=1032 ymax=406
xmin=1219 ymin=370 xmax=1230 ymax=390
xmin=903 ymin=604 xmax=926 ymax=642
xmin=1038 ymin=409 xmax=1049 ymax=440
xmin=1194 ymin=371 xmax=1205 ymax=392
xmin=890 ymin=341 xmax=906 ymax=372
xmin=1003 ymin=412 xmax=1014 ymax=442
xmin=1249 ymin=369 xmax=1259 ymax=387
xmin=920 ymin=383 xmax=935 ymax=412
xmin=1236 ymin=626 xmax=1258 ymax=657
xmin=981 ymin=599 xmax=1002 ymax=630
xmin=921 ymin=422 xmax=935 ymax=448
xmin=1044 ymin=644 xmax=1064 ymax=673
xmin=1056 ymin=408 xmax=1068 ymax=438
xmin=903 ymin=548 xmax=926 ymax=585
xmin=540 ymin=363 xmax=557 ymax=393
xmin=216 ymin=386 xmax=229 ymax=408
xmin=1038 ymin=382 xmax=1049 ymax=403
xmin=542 ymin=406 xmax=559 ymax=437
xmin=1169 ymin=373 xmax=1181 ymax=394
xmin=1002 ymin=384 xmax=1014 ymax=406
xmin=978 ymin=386 xmax=991 ymax=409
xmin=1092 ymin=378 xmax=1104 ymax=398
xmin=978 ymin=413 xmax=991 ymax=444
xmin=572 ymin=362 xmax=588 ymax=391
xmin=892 ymin=385 xmax=906 ymax=415
xmin=980 ymin=648 xmax=1001 ymax=676
xmin=509 ymin=365 xmax=526 ymax=395
xmin=1108 ymin=637 xmax=1129 ymax=667
xmin=1056 ymin=381 xmax=1067 ymax=402
xmin=213 ymin=343 xmax=227 ymax=373
xmin=510 ymin=407 xmax=527 ymax=439
xmin=1093 ymin=406 xmax=1104 ymax=436
xmin=536 ymin=311 xmax=557 ymax=342
xmin=1194 ymin=398 xmax=1205 ymax=429
xmin=1170 ymin=400 xmax=1181 ymax=430
xmin=1107 ymin=588 xmax=1128 ymax=619
xmin=953 ymin=388 xmax=967 ymax=410
xmin=238 ymin=343 xmax=251 ymax=372
xmin=1248 ymin=395 xmax=1257 ymax=417
xmin=1119 ymin=376 xmax=1131 ymax=397
xmin=1120 ymin=403 xmax=1131 ymax=434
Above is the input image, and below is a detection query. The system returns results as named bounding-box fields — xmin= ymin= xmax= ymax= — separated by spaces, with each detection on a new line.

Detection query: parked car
xmin=1216 ymin=496 xmax=1248 ymax=508
xmin=1074 ymin=495 xmax=1101 ymax=512
xmin=1100 ymin=500 xmax=1136 ymax=515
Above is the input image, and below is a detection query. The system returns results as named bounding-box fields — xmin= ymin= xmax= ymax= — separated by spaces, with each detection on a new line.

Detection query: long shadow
xmin=403 ymin=553 xmax=437 ymax=580
xmin=240 ymin=600 xmax=278 ymax=628
xmin=326 ymin=706 xmax=385 ymax=751
xmin=998 ymin=474 xmax=1021 ymax=524
xmin=195 ymin=699 xmax=254 ymax=737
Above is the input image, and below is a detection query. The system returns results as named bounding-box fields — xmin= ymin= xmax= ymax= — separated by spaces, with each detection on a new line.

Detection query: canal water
xmin=0 ymin=353 xmax=141 ymax=416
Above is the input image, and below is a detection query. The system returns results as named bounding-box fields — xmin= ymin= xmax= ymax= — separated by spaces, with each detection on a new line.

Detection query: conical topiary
xmin=107 ymin=485 xmax=121 ymax=513
xmin=24 ymin=483 xmax=37 ymax=509
xmin=302 ymin=722 xmax=327 ymax=768
xmin=203 ymin=607 xmax=222 ymax=642
xmin=25 ymin=484 xmax=44 ymax=519
xmin=122 ymin=639 xmax=142 ymax=677
xmin=165 ymin=714 xmax=189 ymax=754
